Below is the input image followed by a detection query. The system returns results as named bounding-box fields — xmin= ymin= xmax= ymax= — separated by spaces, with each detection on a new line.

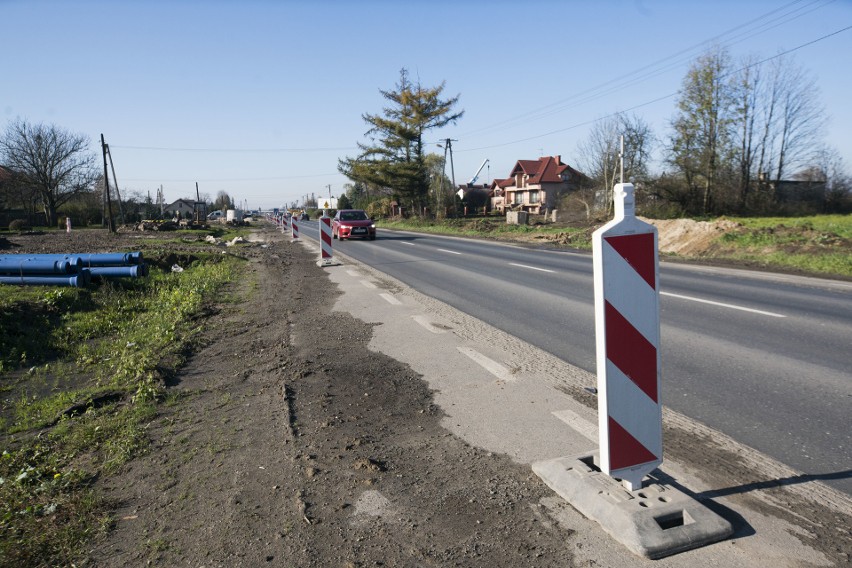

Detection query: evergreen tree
xmin=339 ymin=69 xmax=463 ymax=212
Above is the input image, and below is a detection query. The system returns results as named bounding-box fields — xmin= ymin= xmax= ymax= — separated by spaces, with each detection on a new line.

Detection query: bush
xmin=365 ymin=198 xmax=393 ymax=219
xmin=9 ymin=219 xmax=30 ymax=231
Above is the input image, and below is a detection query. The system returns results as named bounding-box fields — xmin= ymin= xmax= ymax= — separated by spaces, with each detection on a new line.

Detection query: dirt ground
xmin=18 ymin=226 xmax=573 ymax=567
xmin=642 ymin=218 xmax=742 ymax=256
xmin=3 ymin=224 xmax=850 ymax=567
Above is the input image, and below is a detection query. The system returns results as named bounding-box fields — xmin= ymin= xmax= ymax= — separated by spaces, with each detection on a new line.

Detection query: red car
xmin=332 ymin=209 xmax=376 ymax=240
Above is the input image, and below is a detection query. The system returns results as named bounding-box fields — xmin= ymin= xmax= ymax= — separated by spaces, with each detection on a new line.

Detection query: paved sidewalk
xmin=307 ymin=238 xmax=851 ymax=567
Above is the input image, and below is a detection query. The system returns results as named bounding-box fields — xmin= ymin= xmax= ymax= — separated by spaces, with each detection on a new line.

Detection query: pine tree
xmin=339 ymin=69 xmax=463 ymax=213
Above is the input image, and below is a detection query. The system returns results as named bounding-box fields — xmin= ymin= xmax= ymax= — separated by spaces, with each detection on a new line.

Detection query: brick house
xmin=490 ymin=155 xmax=586 ymax=214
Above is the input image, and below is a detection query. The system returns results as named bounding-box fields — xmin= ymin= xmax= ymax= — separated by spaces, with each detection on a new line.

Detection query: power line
xmin=111 ymin=144 xmax=357 ymax=153
xmin=122 ymin=172 xmax=341 ymax=183
xmin=456 ymin=0 xmax=834 ymax=140
xmin=456 ymin=23 xmax=852 ymax=153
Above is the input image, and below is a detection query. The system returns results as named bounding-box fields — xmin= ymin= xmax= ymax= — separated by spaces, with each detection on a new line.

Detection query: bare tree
xmin=732 ymin=55 xmax=762 ymax=209
xmin=768 ymin=56 xmax=825 ymax=189
xmin=668 ymin=47 xmax=736 ymax=216
xmin=808 ymin=146 xmax=851 ymax=213
xmin=213 ymin=190 xmax=234 ymax=211
xmin=0 ymin=119 xmax=99 ymax=227
xmin=576 ymin=113 xmax=654 ymax=214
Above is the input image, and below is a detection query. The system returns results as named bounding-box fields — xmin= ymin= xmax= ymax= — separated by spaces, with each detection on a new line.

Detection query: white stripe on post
xmin=291 ymin=217 xmax=299 ymax=240
xmin=319 ymin=215 xmax=333 ymax=264
xmin=592 ymin=182 xmax=662 ymax=491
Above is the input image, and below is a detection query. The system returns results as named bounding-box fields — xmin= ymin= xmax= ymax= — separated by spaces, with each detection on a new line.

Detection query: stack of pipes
xmin=0 ymin=252 xmax=148 ymax=288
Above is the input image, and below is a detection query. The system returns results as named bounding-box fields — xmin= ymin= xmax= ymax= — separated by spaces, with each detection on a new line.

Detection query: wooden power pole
xmin=101 ymin=133 xmax=115 ymax=232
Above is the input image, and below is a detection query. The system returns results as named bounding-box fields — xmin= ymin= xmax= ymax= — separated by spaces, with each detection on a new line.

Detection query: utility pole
xmin=438 ymin=138 xmax=457 ymax=217
xmin=105 ymin=141 xmax=125 ymax=225
xmin=100 ymin=134 xmax=115 ymax=232
xmin=436 ymin=138 xmax=458 ymax=217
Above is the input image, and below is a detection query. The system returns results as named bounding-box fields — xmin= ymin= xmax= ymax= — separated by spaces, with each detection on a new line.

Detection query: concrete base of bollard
xmin=317 ymin=258 xmax=341 ymax=267
xmin=532 ymin=452 xmax=732 ymax=559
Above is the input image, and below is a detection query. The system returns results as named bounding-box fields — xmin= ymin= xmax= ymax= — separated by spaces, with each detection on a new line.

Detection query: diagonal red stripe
xmin=605 ymin=301 xmax=658 ymax=402
xmin=604 ymin=233 xmax=656 ymax=289
xmin=608 ymin=416 xmax=659 ymax=471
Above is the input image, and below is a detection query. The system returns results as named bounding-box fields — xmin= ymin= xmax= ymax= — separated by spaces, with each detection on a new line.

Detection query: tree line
xmin=2 ymin=51 xmax=849 ymax=228
xmin=0 ymin=118 xmax=246 ymax=228
xmin=340 ymin=54 xmax=849 ymax=218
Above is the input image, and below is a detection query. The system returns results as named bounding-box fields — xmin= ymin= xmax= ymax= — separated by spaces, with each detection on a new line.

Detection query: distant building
xmin=164 ymin=198 xmax=195 ymax=218
xmin=490 ymin=155 xmax=586 ymax=214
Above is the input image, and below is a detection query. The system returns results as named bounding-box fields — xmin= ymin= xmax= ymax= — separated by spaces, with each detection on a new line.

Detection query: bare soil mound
xmin=641 ymin=217 xmax=742 ymax=256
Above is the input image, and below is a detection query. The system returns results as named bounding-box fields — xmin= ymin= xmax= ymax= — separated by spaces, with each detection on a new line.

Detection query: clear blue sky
xmin=2 ymin=0 xmax=850 ymax=210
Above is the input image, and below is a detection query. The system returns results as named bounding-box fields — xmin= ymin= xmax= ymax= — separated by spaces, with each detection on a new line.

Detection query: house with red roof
xmin=490 ymin=155 xmax=586 ymax=214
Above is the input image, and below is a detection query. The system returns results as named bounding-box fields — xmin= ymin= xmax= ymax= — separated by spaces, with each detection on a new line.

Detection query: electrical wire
xmin=455 ymin=0 xmax=835 ymax=141
xmin=455 ymin=23 xmax=852 ymax=153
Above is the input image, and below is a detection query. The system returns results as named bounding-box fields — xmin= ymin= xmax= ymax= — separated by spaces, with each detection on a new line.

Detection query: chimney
xmin=555 ymin=155 xmax=561 ymax=164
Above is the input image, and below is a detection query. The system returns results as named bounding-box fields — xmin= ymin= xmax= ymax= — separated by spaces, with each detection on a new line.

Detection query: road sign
xmin=592 ymin=182 xmax=662 ymax=491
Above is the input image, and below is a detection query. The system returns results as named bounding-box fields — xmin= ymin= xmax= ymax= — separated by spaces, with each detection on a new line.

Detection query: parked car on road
xmin=332 ymin=209 xmax=376 ymax=240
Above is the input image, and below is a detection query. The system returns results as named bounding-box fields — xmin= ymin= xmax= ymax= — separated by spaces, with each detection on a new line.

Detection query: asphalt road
xmin=298 ymin=220 xmax=852 ymax=495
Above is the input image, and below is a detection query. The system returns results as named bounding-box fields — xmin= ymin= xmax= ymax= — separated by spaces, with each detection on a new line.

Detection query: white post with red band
xmin=281 ymin=213 xmax=289 ymax=233
xmin=592 ymin=182 xmax=662 ymax=491
xmin=291 ymin=216 xmax=299 ymax=240
xmin=319 ymin=213 xmax=334 ymax=266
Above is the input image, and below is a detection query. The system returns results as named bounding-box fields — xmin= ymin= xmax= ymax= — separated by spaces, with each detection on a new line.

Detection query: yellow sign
xmin=322 ymin=201 xmax=330 ymax=208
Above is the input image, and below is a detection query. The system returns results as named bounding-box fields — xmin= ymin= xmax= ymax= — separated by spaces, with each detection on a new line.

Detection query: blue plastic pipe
xmin=0 ymin=257 xmax=82 ymax=275
xmin=0 ymin=273 xmax=89 ymax=287
xmin=88 ymin=264 xmax=149 ymax=279
xmin=0 ymin=252 xmax=144 ymax=267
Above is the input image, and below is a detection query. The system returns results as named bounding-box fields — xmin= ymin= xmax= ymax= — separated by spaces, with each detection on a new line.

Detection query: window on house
xmin=529 ymin=190 xmax=540 ymax=204
xmin=513 ymin=192 xmax=523 ymax=204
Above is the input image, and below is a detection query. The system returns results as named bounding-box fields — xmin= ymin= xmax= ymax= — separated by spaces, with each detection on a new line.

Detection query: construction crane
xmin=467 ymin=158 xmax=489 ymax=187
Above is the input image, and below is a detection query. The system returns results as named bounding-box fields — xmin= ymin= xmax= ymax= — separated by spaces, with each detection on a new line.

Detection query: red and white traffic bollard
xmin=592 ymin=182 xmax=662 ymax=491
xmin=281 ymin=214 xmax=289 ymax=233
xmin=291 ymin=216 xmax=299 ymax=240
xmin=318 ymin=211 xmax=336 ymax=267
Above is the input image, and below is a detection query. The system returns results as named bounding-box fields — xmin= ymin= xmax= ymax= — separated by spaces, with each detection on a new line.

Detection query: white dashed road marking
xmin=457 ymin=346 xmax=515 ymax=382
xmin=379 ymin=293 xmax=402 ymax=305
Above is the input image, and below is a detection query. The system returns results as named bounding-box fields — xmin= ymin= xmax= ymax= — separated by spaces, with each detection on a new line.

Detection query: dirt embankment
xmin=77 ymin=227 xmax=576 ymax=567
xmin=643 ymin=218 xmax=742 ymax=256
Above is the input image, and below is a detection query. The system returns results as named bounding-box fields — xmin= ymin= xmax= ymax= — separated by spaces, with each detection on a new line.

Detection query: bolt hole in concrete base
xmin=655 ymin=510 xmax=694 ymax=530
xmin=579 ymin=455 xmax=602 ymax=472
xmin=532 ymin=453 xmax=732 ymax=559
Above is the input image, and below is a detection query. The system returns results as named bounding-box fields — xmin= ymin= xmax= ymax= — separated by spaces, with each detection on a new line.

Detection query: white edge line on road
xmin=379 ymin=293 xmax=402 ymax=305
xmin=508 ymin=262 xmax=555 ymax=274
xmin=661 ymin=291 xmax=786 ymax=318
xmin=457 ymin=346 xmax=515 ymax=382
xmin=551 ymin=409 xmax=598 ymax=443
xmin=400 ymin=241 xmax=416 ymax=246
xmin=360 ymin=280 xmax=377 ymax=289
xmin=437 ymin=248 xmax=462 ymax=255
xmin=412 ymin=315 xmax=448 ymax=334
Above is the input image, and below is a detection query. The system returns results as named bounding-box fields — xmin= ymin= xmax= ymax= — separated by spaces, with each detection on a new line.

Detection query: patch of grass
xmin=724 ymin=214 xmax=852 ymax=238
xmin=0 ymin=251 xmax=239 ymax=566
xmin=717 ymin=250 xmax=852 ymax=277
xmin=715 ymin=214 xmax=852 ymax=277
xmin=378 ymin=216 xmax=592 ymax=247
